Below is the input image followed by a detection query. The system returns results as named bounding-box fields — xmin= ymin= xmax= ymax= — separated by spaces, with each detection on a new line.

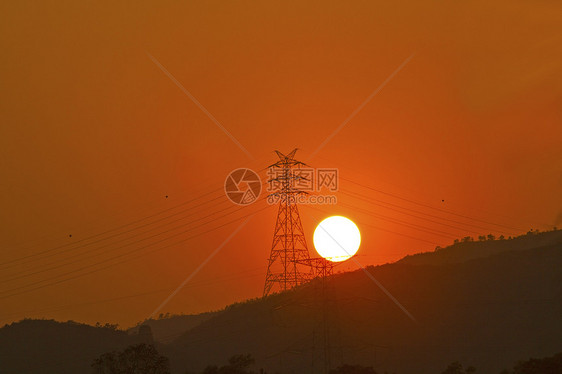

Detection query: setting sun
xmin=313 ymin=216 xmax=361 ymax=262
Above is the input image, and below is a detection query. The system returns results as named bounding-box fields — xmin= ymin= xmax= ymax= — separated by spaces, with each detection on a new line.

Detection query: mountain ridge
xmin=1 ymin=229 xmax=560 ymax=374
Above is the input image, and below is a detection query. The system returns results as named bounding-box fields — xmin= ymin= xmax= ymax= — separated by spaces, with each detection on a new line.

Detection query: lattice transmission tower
xmin=263 ymin=149 xmax=314 ymax=296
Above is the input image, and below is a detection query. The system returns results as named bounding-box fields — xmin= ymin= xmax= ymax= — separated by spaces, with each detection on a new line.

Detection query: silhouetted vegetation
xmin=440 ymin=361 xmax=475 ymax=374
xmin=329 ymin=364 xmax=378 ymax=374
xmin=129 ymin=312 xmax=219 ymax=342
xmin=194 ymin=353 xmax=562 ymax=374
xmin=441 ymin=352 xmax=562 ymax=374
xmin=447 ymin=227 xmax=559 ymax=250
xmin=202 ymin=354 xmax=256 ymax=374
xmin=92 ymin=343 xmax=170 ymax=374
xmin=501 ymin=352 xmax=562 ymax=374
xmin=402 ymin=227 xmax=562 ymax=266
xmin=95 ymin=322 xmax=119 ymax=330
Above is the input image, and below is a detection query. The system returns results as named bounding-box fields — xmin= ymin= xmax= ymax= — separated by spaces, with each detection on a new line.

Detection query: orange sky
xmin=0 ymin=1 xmax=561 ymax=327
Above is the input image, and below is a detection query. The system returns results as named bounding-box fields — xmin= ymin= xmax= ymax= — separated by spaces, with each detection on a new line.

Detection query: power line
xmin=0 ymin=169 xmax=272 ymax=283
xmin=0 ymin=195 xmax=235 ymax=275
xmin=0 ymin=168 xmax=273 ymax=271
xmin=302 ymin=204 xmax=441 ymax=246
xmin=0 ymin=198 xmax=243 ymax=284
xmin=0 ymin=198 xmax=266 ymax=294
xmin=339 ymin=188 xmax=512 ymax=236
xmin=338 ymin=201 xmax=460 ymax=240
xmin=0 ymin=188 xmax=226 ymax=268
xmin=340 ymin=176 xmax=522 ymax=232
xmin=0 ymin=162 xmax=272 ymax=267
xmin=0 ymin=201 xmax=271 ymax=300
xmin=0 ymin=266 xmax=264 ymax=322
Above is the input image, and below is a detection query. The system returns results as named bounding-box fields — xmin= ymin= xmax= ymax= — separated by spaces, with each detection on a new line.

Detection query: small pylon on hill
xmin=304 ymin=258 xmax=335 ymax=279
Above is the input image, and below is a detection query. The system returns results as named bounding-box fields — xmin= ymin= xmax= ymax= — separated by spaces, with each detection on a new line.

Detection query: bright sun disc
xmin=313 ymin=216 xmax=361 ymax=262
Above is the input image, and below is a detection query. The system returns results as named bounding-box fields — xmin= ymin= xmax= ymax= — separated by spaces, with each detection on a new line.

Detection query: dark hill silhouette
xmin=1 ymin=230 xmax=560 ymax=374
xmin=127 ymin=311 xmax=219 ymax=343
xmin=398 ymin=229 xmax=562 ymax=266
xmin=164 ymin=232 xmax=562 ymax=374
xmin=0 ymin=319 xmax=135 ymax=373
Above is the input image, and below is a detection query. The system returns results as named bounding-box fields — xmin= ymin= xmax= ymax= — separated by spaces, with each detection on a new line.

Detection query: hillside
xmin=1 ymin=231 xmax=560 ymax=374
xmin=0 ymin=319 xmax=135 ymax=374
xmin=128 ymin=311 xmax=219 ymax=343
xmin=164 ymin=232 xmax=562 ymax=374
xmin=398 ymin=229 xmax=562 ymax=266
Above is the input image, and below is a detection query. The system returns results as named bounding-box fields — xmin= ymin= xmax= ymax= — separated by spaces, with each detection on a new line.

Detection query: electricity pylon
xmin=263 ymin=149 xmax=313 ymax=296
